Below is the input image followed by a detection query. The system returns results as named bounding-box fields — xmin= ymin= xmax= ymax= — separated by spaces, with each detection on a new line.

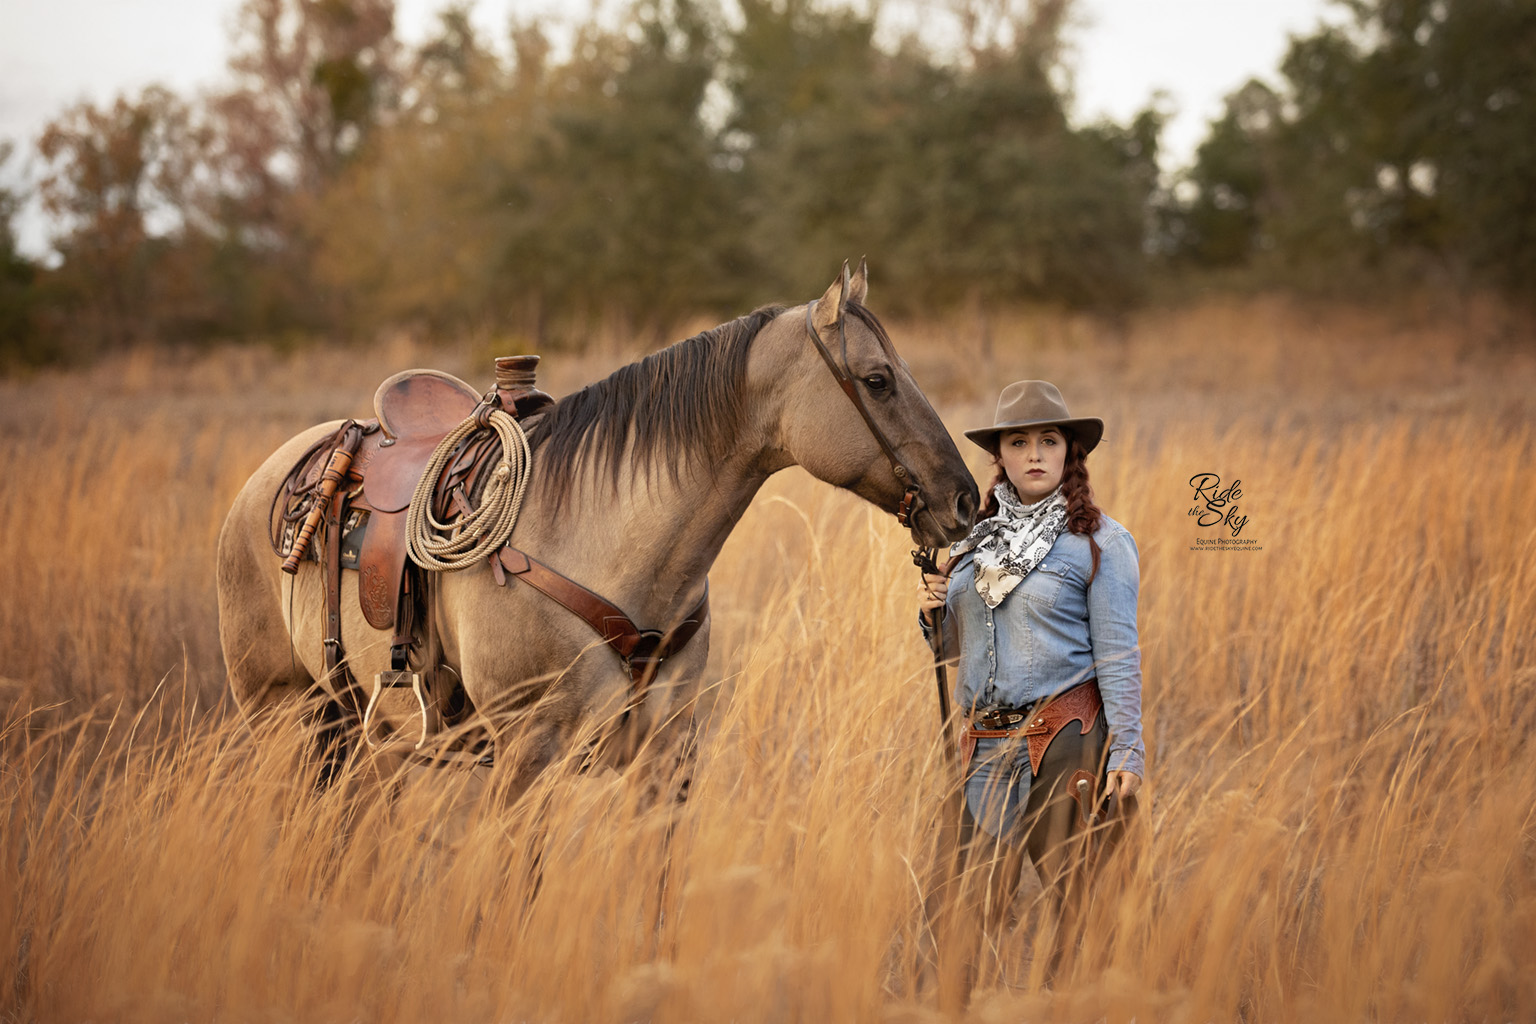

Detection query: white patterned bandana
xmin=951 ymin=483 xmax=1068 ymax=608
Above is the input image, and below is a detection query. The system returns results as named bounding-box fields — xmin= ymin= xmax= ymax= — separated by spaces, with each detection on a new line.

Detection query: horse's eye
xmin=864 ymin=374 xmax=888 ymax=393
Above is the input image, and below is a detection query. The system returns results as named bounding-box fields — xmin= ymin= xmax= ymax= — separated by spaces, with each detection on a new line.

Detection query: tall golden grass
xmin=3 ymin=294 xmax=1535 ymax=1021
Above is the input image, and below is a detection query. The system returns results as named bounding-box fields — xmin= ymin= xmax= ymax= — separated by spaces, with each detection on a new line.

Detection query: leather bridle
xmin=802 ymin=297 xmax=927 ymax=531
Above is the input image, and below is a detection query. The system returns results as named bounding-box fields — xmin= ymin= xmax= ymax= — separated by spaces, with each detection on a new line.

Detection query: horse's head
xmin=758 ymin=261 xmax=979 ymax=547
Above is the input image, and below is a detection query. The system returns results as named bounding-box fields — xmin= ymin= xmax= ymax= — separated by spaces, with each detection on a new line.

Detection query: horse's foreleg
xmin=628 ymin=707 xmax=699 ymax=807
xmin=480 ymin=689 xmax=585 ymax=808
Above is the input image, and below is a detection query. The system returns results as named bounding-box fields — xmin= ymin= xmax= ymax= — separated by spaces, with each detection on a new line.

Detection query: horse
xmin=216 ymin=262 xmax=979 ymax=796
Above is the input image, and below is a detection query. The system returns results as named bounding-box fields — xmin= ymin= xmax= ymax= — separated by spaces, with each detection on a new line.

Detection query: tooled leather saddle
xmin=273 ymin=361 xmax=552 ymax=624
xmin=270 ymin=359 xmax=552 ymax=740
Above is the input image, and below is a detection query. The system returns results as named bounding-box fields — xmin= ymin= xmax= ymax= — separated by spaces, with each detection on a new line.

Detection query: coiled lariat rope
xmin=406 ymin=406 xmax=532 ymax=571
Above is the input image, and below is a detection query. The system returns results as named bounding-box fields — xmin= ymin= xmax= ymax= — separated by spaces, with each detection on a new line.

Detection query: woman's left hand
xmin=1103 ymin=769 xmax=1142 ymax=801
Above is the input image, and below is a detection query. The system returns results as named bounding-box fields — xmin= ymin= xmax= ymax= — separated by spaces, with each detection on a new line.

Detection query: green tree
xmin=315 ymin=0 xmax=741 ymax=339
xmin=1158 ymin=80 xmax=1281 ymax=267
xmin=726 ymin=0 xmax=1153 ymax=311
xmin=1412 ymin=0 xmax=1536 ymax=293
xmin=0 ymin=141 xmax=42 ymax=365
xmin=309 ymin=6 xmax=525 ymax=333
xmin=1165 ymin=0 xmax=1536 ymax=299
xmin=724 ymin=0 xmax=900 ymax=300
xmin=224 ymin=0 xmax=399 ymax=192
xmin=531 ymin=0 xmax=740 ymax=326
xmin=878 ymin=26 xmax=1154 ymax=310
xmin=195 ymin=0 xmax=402 ymax=337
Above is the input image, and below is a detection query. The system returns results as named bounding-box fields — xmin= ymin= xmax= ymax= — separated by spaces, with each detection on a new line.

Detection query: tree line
xmin=1 ymin=0 xmax=1531 ymax=366
xmin=1160 ymin=0 xmax=1536 ymax=299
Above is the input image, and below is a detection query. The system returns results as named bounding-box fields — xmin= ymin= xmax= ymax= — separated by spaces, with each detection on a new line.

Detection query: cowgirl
xmin=920 ymin=380 xmax=1143 ymax=934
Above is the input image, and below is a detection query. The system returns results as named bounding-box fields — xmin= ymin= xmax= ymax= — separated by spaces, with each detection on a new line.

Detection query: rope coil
xmin=406 ymin=406 xmax=532 ymax=572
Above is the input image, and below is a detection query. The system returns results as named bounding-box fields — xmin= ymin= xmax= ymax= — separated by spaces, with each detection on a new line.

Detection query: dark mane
xmin=527 ymin=305 xmax=787 ymax=508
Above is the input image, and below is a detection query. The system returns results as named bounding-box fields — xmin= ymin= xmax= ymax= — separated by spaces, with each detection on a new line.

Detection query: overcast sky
xmin=1 ymin=0 xmax=1340 ymax=256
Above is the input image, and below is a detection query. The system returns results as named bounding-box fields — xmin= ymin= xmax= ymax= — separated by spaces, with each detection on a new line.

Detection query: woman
xmin=920 ymin=379 xmax=1143 ymax=948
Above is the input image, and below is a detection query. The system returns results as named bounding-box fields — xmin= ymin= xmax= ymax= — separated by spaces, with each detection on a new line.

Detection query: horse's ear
xmin=847 ymin=257 xmax=869 ymax=306
xmin=811 ymin=259 xmax=853 ymax=331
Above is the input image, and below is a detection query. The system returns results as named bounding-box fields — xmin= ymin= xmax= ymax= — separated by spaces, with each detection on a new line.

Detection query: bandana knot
xmin=951 ymin=483 xmax=1068 ymax=607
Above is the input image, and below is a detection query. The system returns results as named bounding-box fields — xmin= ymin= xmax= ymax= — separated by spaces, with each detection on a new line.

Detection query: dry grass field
xmin=3 ymin=292 xmax=1535 ymax=1021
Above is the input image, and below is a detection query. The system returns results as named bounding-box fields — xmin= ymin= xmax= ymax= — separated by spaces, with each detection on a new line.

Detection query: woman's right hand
xmin=918 ymin=572 xmax=949 ymax=615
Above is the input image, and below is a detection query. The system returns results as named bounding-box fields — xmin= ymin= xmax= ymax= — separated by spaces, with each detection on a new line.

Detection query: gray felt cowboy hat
xmin=963 ymin=380 xmax=1104 ymax=453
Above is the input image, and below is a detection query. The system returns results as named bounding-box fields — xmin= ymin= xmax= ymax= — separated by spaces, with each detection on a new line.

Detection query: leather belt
xmin=961 ymin=678 xmax=1102 ymax=776
xmin=971 ymin=706 xmax=1031 ymax=731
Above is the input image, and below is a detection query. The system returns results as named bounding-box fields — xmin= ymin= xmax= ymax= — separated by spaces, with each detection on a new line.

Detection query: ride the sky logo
xmin=1186 ymin=473 xmax=1260 ymax=551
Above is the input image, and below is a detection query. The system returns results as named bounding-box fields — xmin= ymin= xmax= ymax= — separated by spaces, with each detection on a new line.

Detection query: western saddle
xmin=270 ymin=355 xmax=708 ymax=761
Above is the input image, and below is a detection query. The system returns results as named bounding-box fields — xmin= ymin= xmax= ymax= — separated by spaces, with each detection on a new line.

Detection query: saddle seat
xmin=350 ymin=369 xmax=484 ymax=510
xmin=343 ymin=369 xmax=485 ymax=630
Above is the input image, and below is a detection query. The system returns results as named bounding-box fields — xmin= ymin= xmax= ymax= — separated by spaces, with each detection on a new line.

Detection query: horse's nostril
xmin=954 ymin=489 xmax=978 ymax=528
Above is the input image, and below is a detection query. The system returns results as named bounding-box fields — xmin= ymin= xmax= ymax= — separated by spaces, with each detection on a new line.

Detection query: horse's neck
xmin=522 ymin=450 xmax=770 ymax=621
xmin=514 ymin=319 xmax=793 ymax=622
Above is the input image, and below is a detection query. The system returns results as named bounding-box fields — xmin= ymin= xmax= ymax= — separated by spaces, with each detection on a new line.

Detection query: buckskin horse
xmin=217 ymin=263 xmax=979 ymax=795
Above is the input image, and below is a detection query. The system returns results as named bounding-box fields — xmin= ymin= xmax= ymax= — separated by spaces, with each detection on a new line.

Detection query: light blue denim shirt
xmin=928 ymin=515 xmax=1145 ymax=778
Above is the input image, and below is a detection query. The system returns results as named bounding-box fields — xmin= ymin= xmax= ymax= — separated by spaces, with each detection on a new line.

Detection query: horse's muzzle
xmin=908 ymin=484 xmax=977 ymax=546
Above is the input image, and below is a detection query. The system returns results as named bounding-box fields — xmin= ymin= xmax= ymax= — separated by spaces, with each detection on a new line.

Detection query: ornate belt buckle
xmin=977 ymin=709 xmax=1023 ymax=730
